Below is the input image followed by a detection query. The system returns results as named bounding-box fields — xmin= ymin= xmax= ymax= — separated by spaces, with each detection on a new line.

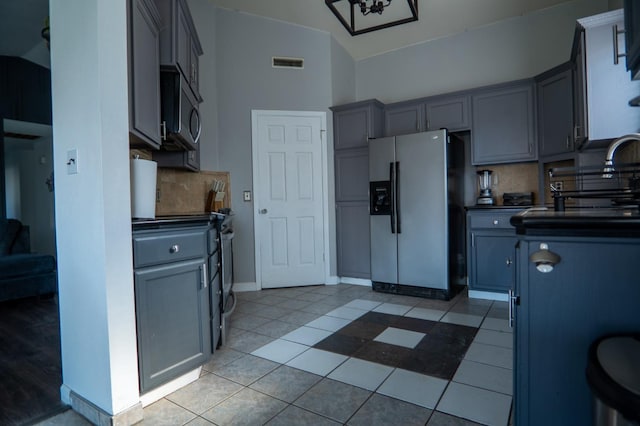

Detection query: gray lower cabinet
xmin=335 ymin=148 xmax=369 ymax=202
xmin=336 ymin=201 xmax=371 ymax=279
xmin=513 ymin=236 xmax=640 ymax=425
xmin=332 ymin=99 xmax=384 ymax=279
xmin=471 ymin=80 xmax=537 ymax=165
xmin=128 ymin=0 xmax=162 ymax=150
xmin=133 ymin=225 xmax=211 ymax=393
xmin=536 ymin=63 xmax=574 ymax=158
xmin=466 ymin=210 xmax=519 ymax=293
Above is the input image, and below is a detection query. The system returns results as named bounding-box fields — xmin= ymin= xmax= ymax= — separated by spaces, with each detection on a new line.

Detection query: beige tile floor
xmin=36 ymin=284 xmax=514 ymax=426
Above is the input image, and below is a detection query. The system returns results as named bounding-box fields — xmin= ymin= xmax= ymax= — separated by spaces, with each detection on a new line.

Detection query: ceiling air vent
xmin=272 ymin=57 xmax=304 ymax=69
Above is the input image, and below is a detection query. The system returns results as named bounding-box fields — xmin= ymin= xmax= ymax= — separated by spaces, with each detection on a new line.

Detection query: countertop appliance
xmin=369 ymin=130 xmax=466 ymax=300
xmin=476 ymin=169 xmax=495 ymax=205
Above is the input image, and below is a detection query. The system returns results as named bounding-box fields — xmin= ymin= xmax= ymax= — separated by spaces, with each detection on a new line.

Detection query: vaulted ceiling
xmin=0 ymin=0 xmax=619 ymax=61
xmin=205 ymin=0 xmax=582 ymax=59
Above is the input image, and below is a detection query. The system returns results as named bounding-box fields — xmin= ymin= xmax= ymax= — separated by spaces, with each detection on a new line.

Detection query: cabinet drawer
xmin=469 ymin=213 xmax=516 ymax=229
xmin=133 ymin=228 xmax=206 ymax=268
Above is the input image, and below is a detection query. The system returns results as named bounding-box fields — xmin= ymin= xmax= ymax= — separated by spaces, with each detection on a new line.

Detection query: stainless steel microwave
xmin=160 ymin=69 xmax=201 ymax=151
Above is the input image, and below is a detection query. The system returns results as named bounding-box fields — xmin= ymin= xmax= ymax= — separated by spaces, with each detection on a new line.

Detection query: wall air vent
xmin=272 ymin=57 xmax=304 ymax=69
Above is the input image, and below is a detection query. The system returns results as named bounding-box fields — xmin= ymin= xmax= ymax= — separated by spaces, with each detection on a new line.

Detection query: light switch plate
xmin=243 ymin=191 xmax=251 ymax=202
xmin=67 ymin=149 xmax=78 ymax=174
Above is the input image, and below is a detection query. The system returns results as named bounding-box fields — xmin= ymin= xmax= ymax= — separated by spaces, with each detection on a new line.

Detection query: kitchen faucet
xmin=602 ymin=133 xmax=640 ymax=178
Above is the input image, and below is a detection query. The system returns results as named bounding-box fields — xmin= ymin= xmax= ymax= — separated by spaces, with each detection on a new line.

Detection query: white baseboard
xmin=139 ymin=367 xmax=202 ymax=407
xmin=325 ymin=275 xmax=340 ymax=285
xmin=468 ymin=289 xmax=508 ymax=302
xmin=61 ymin=385 xmax=143 ymax=425
xmin=339 ymin=277 xmax=372 ymax=287
xmin=233 ymin=282 xmax=259 ymax=292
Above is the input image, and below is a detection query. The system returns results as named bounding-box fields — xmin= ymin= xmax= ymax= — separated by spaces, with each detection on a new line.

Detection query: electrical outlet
xmin=553 ymin=181 xmax=564 ymax=191
xmin=243 ymin=191 xmax=251 ymax=202
xmin=156 ymin=188 xmax=161 ymax=202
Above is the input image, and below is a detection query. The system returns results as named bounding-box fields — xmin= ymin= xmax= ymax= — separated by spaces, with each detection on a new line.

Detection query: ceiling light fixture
xmin=325 ymin=0 xmax=418 ymax=36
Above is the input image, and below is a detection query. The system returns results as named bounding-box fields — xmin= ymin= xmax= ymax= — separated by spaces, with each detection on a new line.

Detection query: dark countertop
xmin=510 ymin=207 xmax=640 ymax=237
xmin=465 ymin=205 xmax=532 ymax=211
xmin=132 ymin=213 xmax=225 ymax=231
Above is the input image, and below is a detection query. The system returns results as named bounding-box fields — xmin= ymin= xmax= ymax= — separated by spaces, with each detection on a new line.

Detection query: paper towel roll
xmin=130 ymin=158 xmax=157 ymax=219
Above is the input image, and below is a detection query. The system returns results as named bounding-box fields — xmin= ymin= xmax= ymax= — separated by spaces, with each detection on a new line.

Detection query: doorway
xmin=251 ymin=110 xmax=329 ymax=289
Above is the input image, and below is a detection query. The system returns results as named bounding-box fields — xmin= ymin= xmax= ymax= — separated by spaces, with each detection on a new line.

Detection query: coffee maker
xmin=476 ymin=169 xmax=495 ymax=205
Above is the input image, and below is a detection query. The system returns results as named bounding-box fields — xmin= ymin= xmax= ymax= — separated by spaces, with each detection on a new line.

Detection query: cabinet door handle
xmin=161 ymin=121 xmax=167 ymax=141
xmin=169 ymin=244 xmax=179 ymax=254
xmin=506 ymin=258 xmax=513 ymax=266
xmin=566 ymin=135 xmax=571 ymax=150
xmin=613 ymin=24 xmax=626 ymax=65
xmin=573 ymin=125 xmax=581 ymax=141
xmin=201 ymin=262 xmax=208 ymax=289
xmin=493 ymin=219 xmax=499 ymax=225
xmin=508 ymin=289 xmax=519 ymax=328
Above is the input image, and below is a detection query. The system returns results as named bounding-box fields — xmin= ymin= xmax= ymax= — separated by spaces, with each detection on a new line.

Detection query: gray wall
xmin=214 ymin=9 xmax=334 ymax=285
xmin=188 ymin=0 xmax=219 ymax=172
xmin=355 ymin=0 xmax=608 ymax=103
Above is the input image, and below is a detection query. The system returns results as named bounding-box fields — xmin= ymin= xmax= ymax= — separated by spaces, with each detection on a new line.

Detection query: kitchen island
xmin=509 ymin=207 xmax=640 ymax=426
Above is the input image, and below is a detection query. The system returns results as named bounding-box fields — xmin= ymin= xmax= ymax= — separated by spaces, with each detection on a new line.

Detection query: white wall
xmin=356 ymin=0 xmax=608 ymax=103
xmin=50 ymin=0 xmax=139 ymax=416
xmin=214 ymin=9 xmax=335 ymax=285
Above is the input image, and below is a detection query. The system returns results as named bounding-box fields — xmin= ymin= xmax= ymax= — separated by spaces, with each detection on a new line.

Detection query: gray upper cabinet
xmin=129 ymin=0 xmax=162 ymax=150
xmin=625 ymin=0 xmax=640 ymax=81
xmin=155 ymin=0 xmax=203 ymax=100
xmin=572 ymin=9 xmax=640 ymax=146
xmin=471 ymin=80 xmax=537 ymax=165
xmin=425 ymin=95 xmax=470 ymax=131
xmin=331 ymin=99 xmax=384 ymax=149
xmin=536 ymin=63 xmax=574 ymax=158
xmin=332 ymin=99 xmax=383 ymax=279
xmin=384 ymin=101 xmax=424 ymax=136
xmin=335 ymin=148 xmax=369 ymax=202
xmin=384 ymin=95 xmax=470 ymax=137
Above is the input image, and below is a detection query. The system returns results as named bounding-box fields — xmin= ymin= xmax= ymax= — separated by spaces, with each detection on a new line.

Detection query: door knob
xmin=259 ymin=209 xmax=268 ymax=214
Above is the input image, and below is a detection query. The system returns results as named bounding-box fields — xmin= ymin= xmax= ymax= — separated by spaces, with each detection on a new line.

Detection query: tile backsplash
xmin=129 ymin=149 xmax=231 ymax=215
xmin=476 ymin=162 xmax=539 ymax=205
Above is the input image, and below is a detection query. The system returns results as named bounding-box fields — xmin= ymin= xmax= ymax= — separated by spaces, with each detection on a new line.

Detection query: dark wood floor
xmin=0 ymin=296 xmax=67 ymax=426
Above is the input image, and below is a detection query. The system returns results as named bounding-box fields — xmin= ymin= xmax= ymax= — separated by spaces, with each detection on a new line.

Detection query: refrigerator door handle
xmin=395 ymin=161 xmax=401 ymax=234
xmin=389 ymin=162 xmax=395 ymax=234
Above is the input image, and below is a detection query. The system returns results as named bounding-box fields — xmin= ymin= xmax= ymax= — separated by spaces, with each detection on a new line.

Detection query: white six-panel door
xmin=252 ymin=111 xmax=327 ymax=288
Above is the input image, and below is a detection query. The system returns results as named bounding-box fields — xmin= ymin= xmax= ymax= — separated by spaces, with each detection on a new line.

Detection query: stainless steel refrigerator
xmin=369 ymin=130 xmax=466 ymax=300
